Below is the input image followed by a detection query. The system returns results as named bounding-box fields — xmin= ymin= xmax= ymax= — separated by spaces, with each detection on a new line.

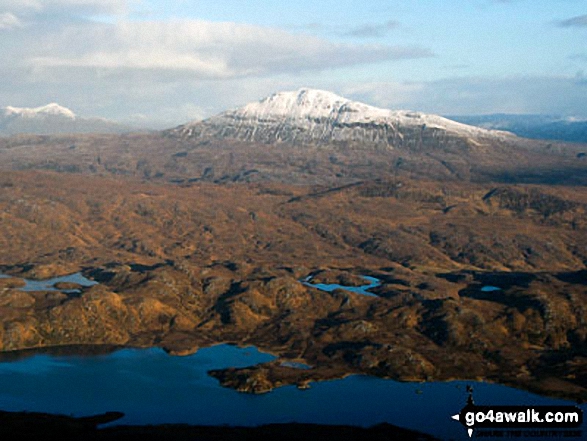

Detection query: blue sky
xmin=0 ymin=0 xmax=586 ymax=126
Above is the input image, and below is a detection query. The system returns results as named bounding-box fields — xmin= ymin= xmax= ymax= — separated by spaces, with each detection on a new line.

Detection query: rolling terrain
xmin=0 ymin=89 xmax=586 ymax=402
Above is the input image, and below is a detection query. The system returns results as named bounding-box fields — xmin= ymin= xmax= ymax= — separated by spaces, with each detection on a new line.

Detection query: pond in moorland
xmin=302 ymin=275 xmax=381 ymax=297
xmin=0 ymin=272 xmax=98 ymax=293
xmin=0 ymin=344 xmax=584 ymax=440
xmin=481 ymin=285 xmax=502 ymax=292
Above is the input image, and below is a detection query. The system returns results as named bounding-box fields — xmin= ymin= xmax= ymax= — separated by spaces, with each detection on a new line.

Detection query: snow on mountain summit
xmin=0 ymin=103 xmax=132 ymax=135
xmin=235 ymin=88 xmax=506 ymax=134
xmin=244 ymin=88 xmax=364 ymax=120
xmin=4 ymin=103 xmax=76 ymax=119
xmin=177 ymin=88 xmax=513 ymax=147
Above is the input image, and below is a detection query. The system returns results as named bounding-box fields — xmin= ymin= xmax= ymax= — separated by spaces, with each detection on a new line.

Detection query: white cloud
xmin=342 ymin=82 xmax=426 ymax=110
xmin=3 ymin=5 xmax=584 ymax=125
xmin=2 ymin=71 xmax=587 ymax=126
xmin=0 ymin=0 xmax=41 ymax=11
xmin=25 ymin=20 xmax=432 ymax=80
xmin=0 ymin=12 xmax=21 ymax=29
xmin=0 ymin=0 xmax=132 ymax=15
xmin=341 ymin=76 xmax=587 ymax=117
xmin=0 ymin=12 xmax=431 ymax=125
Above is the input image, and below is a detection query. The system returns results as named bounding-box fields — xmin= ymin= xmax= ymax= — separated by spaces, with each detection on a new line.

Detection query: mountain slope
xmin=0 ymin=104 xmax=131 ymax=135
xmin=173 ymin=88 xmax=514 ymax=149
xmin=449 ymin=114 xmax=587 ymax=144
xmin=0 ymin=91 xmax=584 ymax=186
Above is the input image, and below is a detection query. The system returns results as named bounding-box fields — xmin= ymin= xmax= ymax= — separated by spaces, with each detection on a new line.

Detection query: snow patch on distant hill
xmin=0 ymin=103 xmax=132 ymax=135
xmin=3 ymin=103 xmax=76 ymax=120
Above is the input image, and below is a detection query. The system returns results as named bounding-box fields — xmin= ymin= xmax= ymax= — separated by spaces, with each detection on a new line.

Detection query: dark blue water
xmin=302 ymin=275 xmax=381 ymax=297
xmin=0 ymin=345 xmax=583 ymax=440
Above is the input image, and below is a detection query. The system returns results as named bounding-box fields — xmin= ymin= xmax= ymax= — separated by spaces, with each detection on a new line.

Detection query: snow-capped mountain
xmin=0 ymin=103 xmax=131 ymax=135
xmin=174 ymin=88 xmax=513 ymax=148
xmin=4 ymin=103 xmax=77 ymax=120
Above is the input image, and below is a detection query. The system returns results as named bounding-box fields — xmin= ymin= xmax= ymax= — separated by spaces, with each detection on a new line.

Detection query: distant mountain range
xmin=4 ymin=96 xmax=586 ymax=145
xmin=0 ymin=103 xmax=131 ymax=135
xmin=449 ymin=114 xmax=587 ymax=144
xmin=172 ymin=88 xmax=514 ymax=149
xmin=0 ymin=88 xmax=585 ymax=187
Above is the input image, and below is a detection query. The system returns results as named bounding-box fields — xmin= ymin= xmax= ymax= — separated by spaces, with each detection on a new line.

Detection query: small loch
xmin=302 ymin=275 xmax=381 ymax=297
xmin=481 ymin=285 xmax=502 ymax=292
xmin=0 ymin=272 xmax=97 ymax=294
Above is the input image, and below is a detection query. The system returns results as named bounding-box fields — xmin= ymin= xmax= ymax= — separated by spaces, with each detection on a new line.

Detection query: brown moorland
xmin=0 ymin=131 xmax=586 ymax=185
xmin=0 ymin=164 xmax=585 ymax=401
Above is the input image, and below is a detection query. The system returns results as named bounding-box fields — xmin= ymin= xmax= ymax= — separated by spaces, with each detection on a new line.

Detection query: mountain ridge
xmin=3 ymin=103 xmax=77 ymax=120
xmin=173 ymin=88 xmax=515 ymax=148
xmin=0 ymin=103 xmax=131 ymax=135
